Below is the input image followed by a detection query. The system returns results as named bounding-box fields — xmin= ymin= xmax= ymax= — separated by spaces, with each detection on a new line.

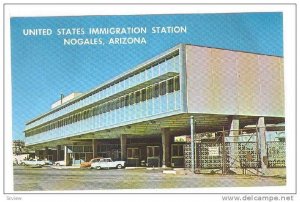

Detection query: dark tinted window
xmin=160 ymin=81 xmax=166 ymax=95
xmin=146 ymin=86 xmax=152 ymax=100
xmin=167 ymin=78 xmax=174 ymax=93
xmin=130 ymin=93 xmax=135 ymax=105
xmin=141 ymin=89 xmax=146 ymax=101
xmin=154 ymin=84 xmax=159 ymax=98
xmin=135 ymin=91 xmax=141 ymax=103
xmin=125 ymin=94 xmax=129 ymax=106
xmin=175 ymin=76 xmax=180 ymax=91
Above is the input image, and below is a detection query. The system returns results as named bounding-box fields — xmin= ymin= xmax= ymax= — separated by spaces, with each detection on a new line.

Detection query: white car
xmin=21 ymin=159 xmax=46 ymax=167
xmin=91 ymin=158 xmax=125 ymax=170
xmin=54 ymin=160 xmax=66 ymax=166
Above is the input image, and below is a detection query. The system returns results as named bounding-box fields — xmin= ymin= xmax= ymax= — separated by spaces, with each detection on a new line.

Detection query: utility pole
xmin=190 ymin=116 xmax=195 ymax=173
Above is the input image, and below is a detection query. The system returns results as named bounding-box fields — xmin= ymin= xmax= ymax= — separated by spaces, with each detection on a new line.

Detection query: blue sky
xmin=10 ymin=13 xmax=283 ymax=140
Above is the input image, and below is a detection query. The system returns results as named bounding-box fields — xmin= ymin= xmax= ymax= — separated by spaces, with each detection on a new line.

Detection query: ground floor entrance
xmin=32 ymin=115 xmax=285 ymax=176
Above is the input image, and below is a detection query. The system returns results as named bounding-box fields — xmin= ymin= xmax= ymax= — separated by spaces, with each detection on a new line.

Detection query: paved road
xmin=13 ymin=166 xmax=286 ymax=191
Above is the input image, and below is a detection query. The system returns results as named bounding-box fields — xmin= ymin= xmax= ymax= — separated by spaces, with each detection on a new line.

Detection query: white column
xmin=258 ymin=117 xmax=268 ymax=175
xmin=229 ymin=118 xmax=240 ymax=168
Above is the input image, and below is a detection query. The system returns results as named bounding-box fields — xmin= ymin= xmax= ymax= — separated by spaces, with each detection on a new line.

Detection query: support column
xmin=190 ymin=116 xmax=195 ymax=172
xmin=56 ymin=145 xmax=61 ymax=161
xmin=258 ymin=117 xmax=268 ymax=175
xmin=44 ymin=147 xmax=49 ymax=160
xmin=64 ymin=146 xmax=70 ymax=166
xmin=92 ymin=139 xmax=97 ymax=158
xmin=229 ymin=118 xmax=240 ymax=168
xmin=161 ymin=128 xmax=171 ymax=168
xmin=120 ymin=134 xmax=127 ymax=161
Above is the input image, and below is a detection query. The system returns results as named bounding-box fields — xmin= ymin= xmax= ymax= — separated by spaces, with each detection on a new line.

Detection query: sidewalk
xmin=51 ymin=165 xmax=81 ymax=169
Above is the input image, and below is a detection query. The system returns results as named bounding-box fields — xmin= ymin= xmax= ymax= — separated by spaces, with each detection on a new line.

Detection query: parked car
xmin=91 ymin=158 xmax=125 ymax=170
xmin=80 ymin=157 xmax=103 ymax=168
xmin=21 ymin=159 xmax=46 ymax=167
xmin=43 ymin=160 xmax=54 ymax=165
xmin=54 ymin=160 xmax=66 ymax=166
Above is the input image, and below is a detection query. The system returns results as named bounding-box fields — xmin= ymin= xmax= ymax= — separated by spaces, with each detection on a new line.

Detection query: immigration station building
xmin=24 ymin=44 xmax=284 ymax=172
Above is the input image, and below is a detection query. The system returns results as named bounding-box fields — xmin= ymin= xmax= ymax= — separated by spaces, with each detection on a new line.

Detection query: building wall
xmin=185 ymin=45 xmax=284 ymax=117
xmin=25 ymin=49 xmax=185 ymax=146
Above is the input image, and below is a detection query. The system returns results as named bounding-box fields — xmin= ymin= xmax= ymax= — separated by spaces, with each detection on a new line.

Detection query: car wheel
xmin=56 ymin=163 xmax=60 ymax=166
xmin=116 ymin=164 xmax=122 ymax=169
xmin=96 ymin=166 xmax=101 ymax=170
xmin=21 ymin=162 xmax=25 ymax=166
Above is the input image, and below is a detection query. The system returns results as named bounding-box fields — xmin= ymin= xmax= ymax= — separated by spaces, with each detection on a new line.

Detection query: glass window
xmin=172 ymin=145 xmax=184 ymax=156
xmin=147 ymin=147 xmax=153 ymax=157
xmin=175 ymin=76 xmax=180 ymax=91
xmin=125 ymin=94 xmax=129 ymax=106
xmin=80 ymin=153 xmax=85 ymax=160
xmin=102 ymin=103 xmax=107 ymax=113
xmin=146 ymin=86 xmax=152 ymax=100
xmin=178 ymin=145 xmax=183 ymax=156
xmin=73 ymin=146 xmax=83 ymax=152
xmin=130 ymin=93 xmax=135 ymax=105
xmin=141 ymin=88 xmax=146 ymax=102
xmin=121 ymin=96 xmax=125 ymax=108
xmin=115 ymin=98 xmax=120 ymax=109
xmin=111 ymin=100 xmax=115 ymax=111
xmin=154 ymin=84 xmax=159 ymax=98
xmin=106 ymin=102 xmax=111 ymax=112
xmin=160 ymin=81 xmax=167 ymax=95
xmin=167 ymin=78 xmax=174 ymax=93
xmin=99 ymin=104 xmax=103 ymax=114
xmin=84 ymin=146 xmax=93 ymax=152
xmin=135 ymin=91 xmax=141 ymax=103
xmin=127 ymin=149 xmax=133 ymax=158
xmin=95 ymin=105 xmax=100 ymax=115
xmin=154 ymin=147 xmax=160 ymax=157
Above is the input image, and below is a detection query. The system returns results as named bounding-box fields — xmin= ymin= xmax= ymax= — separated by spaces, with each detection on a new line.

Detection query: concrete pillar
xmin=229 ymin=118 xmax=240 ymax=168
xmin=120 ymin=135 xmax=127 ymax=161
xmin=44 ymin=147 xmax=49 ymax=160
xmin=92 ymin=139 xmax=97 ymax=158
xmin=64 ymin=146 xmax=70 ymax=166
xmin=190 ymin=116 xmax=195 ymax=172
xmin=258 ymin=117 xmax=268 ymax=175
xmin=161 ymin=128 xmax=171 ymax=168
xmin=56 ymin=145 xmax=61 ymax=161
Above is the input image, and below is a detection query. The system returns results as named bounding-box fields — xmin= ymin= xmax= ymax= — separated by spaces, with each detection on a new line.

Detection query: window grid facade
xmin=25 ymin=53 xmax=180 ymax=130
xmin=25 ymin=75 xmax=181 ymax=138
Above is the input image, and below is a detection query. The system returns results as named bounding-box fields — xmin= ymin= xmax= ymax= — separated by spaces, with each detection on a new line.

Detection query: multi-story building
xmin=24 ymin=44 xmax=284 ymax=171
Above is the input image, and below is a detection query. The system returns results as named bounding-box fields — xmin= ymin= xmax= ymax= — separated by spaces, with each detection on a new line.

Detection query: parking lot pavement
xmin=13 ymin=166 xmax=286 ymax=191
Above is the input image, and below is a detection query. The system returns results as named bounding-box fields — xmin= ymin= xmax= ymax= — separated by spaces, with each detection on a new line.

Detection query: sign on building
xmin=195 ymin=132 xmax=216 ymax=140
xmin=174 ymin=135 xmax=191 ymax=143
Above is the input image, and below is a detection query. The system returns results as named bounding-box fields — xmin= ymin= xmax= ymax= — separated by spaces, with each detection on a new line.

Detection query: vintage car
xmin=80 ymin=157 xmax=103 ymax=168
xmin=21 ymin=159 xmax=46 ymax=167
xmin=54 ymin=160 xmax=66 ymax=166
xmin=91 ymin=158 xmax=125 ymax=170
